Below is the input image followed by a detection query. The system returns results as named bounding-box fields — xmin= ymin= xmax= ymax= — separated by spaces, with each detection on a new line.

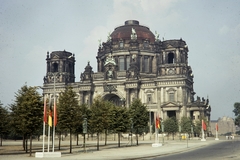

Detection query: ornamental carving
xmin=103 ymin=83 xmax=117 ymax=93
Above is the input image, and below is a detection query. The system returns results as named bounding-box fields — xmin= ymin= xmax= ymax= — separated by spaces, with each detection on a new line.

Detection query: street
xmin=152 ymin=140 xmax=240 ymax=160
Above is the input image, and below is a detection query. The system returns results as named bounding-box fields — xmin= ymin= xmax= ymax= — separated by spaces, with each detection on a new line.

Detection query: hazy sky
xmin=0 ymin=0 xmax=239 ymax=120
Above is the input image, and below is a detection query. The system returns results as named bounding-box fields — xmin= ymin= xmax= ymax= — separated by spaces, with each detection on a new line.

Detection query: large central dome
xmin=111 ymin=20 xmax=155 ymax=42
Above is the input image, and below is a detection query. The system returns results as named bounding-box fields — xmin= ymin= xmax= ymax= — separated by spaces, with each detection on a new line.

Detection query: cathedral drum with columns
xmin=42 ymin=20 xmax=211 ymax=123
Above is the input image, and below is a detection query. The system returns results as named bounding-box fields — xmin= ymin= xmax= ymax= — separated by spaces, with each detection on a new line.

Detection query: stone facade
xmin=210 ymin=117 xmax=236 ymax=135
xmin=42 ymin=20 xmax=211 ymax=124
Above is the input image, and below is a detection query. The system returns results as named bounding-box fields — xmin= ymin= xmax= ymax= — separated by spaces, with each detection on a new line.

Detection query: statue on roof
xmin=131 ymin=28 xmax=137 ymax=40
xmin=104 ymin=53 xmax=116 ymax=66
xmin=155 ymin=31 xmax=160 ymax=42
xmin=98 ymin=39 xmax=102 ymax=48
xmin=107 ymin=32 xmax=112 ymax=42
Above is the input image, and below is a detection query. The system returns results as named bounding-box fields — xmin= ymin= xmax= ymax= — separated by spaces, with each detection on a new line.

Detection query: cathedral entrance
xmin=103 ymin=94 xmax=124 ymax=106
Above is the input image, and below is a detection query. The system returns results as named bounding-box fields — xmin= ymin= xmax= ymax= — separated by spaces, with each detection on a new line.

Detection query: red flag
xmin=54 ymin=99 xmax=57 ymax=126
xmin=202 ymin=119 xmax=207 ymax=130
xmin=216 ymin=123 xmax=218 ymax=131
xmin=43 ymin=98 xmax=47 ymax=123
xmin=156 ymin=115 xmax=160 ymax=129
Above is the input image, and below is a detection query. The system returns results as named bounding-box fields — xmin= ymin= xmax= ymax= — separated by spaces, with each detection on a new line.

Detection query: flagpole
xmin=43 ymin=121 xmax=45 ymax=153
xmin=52 ymin=74 xmax=56 ymax=152
xmin=53 ymin=99 xmax=55 ymax=152
xmin=48 ymin=124 xmax=50 ymax=152
xmin=215 ymin=123 xmax=219 ymax=140
xmin=201 ymin=119 xmax=206 ymax=141
xmin=155 ymin=113 xmax=158 ymax=144
xmin=42 ymin=96 xmax=46 ymax=153
xmin=152 ymin=112 xmax=162 ymax=147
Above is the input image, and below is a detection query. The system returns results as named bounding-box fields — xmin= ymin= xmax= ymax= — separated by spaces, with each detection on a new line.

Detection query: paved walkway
xmin=0 ymin=137 xmax=227 ymax=160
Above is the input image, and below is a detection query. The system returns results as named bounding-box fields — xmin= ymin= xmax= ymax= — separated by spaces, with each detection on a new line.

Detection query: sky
xmin=0 ymin=0 xmax=239 ymax=120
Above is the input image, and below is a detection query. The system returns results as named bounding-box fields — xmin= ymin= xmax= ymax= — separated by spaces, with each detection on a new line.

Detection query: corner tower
xmin=43 ymin=50 xmax=75 ymax=84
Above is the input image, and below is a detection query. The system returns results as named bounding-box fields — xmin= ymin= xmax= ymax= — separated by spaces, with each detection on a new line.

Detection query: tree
xmin=180 ymin=117 xmax=192 ymax=136
xmin=10 ymin=85 xmax=43 ymax=156
xmin=110 ymin=106 xmax=129 ymax=147
xmin=100 ymin=100 xmax=113 ymax=146
xmin=129 ymin=99 xmax=149 ymax=145
xmin=0 ymin=101 xmax=10 ymax=145
xmin=164 ymin=117 xmax=178 ymax=140
xmin=74 ymin=104 xmax=90 ymax=146
xmin=89 ymin=96 xmax=109 ymax=151
xmin=58 ymin=86 xmax=79 ymax=153
xmin=233 ymin=102 xmax=240 ymax=125
xmin=194 ymin=120 xmax=202 ymax=137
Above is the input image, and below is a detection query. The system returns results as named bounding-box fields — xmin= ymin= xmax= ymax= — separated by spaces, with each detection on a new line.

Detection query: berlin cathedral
xmin=42 ymin=20 xmax=211 ymax=123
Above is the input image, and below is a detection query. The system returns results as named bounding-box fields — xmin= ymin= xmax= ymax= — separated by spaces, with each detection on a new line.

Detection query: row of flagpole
xmin=154 ymin=113 xmax=219 ymax=142
xmin=43 ymin=94 xmax=58 ymax=153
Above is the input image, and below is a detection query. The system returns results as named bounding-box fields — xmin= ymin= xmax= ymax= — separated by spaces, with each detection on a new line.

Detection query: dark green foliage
xmin=129 ymin=99 xmax=149 ymax=145
xmin=75 ymin=104 xmax=90 ymax=135
xmin=110 ymin=106 xmax=129 ymax=147
xmin=10 ymin=86 xmax=43 ymax=135
xmin=89 ymin=96 xmax=113 ymax=150
xmin=233 ymin=102 xmax=240 ymax=125
xmin=88 ymin=97 xmax=108 ymax=134
xmin=164 ymin=117 xmax=178 ymax=140
xmin=180 ymin=117 xmax=192 ymax=134
xmin=193 ymin=120 xmax=202 ymax=136
xmin=9 ymin=85 xmax=43 ymax=155
xmin=57 ymin=86 xmax=79 ymax=153
xmin=58 ymin=86 xmax=79 ymax=131
xmin=0 ymin=101 xmax=10 ymax=145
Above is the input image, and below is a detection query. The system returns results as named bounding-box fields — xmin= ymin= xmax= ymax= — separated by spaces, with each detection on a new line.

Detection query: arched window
xmin=119 ymin=41 xmax=124 ymax=48
xmin=119 ymin=56 xmax=125 ymax=71
xmin=144 ymin=56 xmax=149 ymax=72
xmin=147 ymin=94 xmax=152 ymax=104
xmin=126 ymin=56 xmax=130 ymax=70
xmin=143 ymin=40 xmax=149 ymax=48
xmin=69 ymin=63 xmax=72 ymax=73
xmin=169 ymin=93 xmax=175 ymax=102
xmin=167 ymin=88 xmax=176 ymax=102
xmin=168 ymin=52 xmax=174 ymax=64
xmin=53 ymin=63 xmax=58 ymax=72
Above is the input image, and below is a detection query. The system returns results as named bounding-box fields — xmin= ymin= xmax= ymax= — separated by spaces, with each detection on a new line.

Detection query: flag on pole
xmin=156 ymin=114 xmax=160 ymax=129
xmin=216 ymin=123 xmax=218 ymax=131
xmin=54 ymin=99 xmax=57 ymax=126
xmin=48 ymin=110 xmax=52 ymax=127
xmin=43 ymin=98 xmax=48 ymax=123
xmin=202 ymin=119 xmax=207 ymax=130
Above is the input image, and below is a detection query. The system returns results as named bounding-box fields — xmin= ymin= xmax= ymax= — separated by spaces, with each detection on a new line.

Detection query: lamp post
xmin=191 ymin=124 xmax=193 ymax=138
xmin=179 ymin=124 xmax=181 ymax=141
xmin=130 ymin=118 xmax=133 ymax=146
xmin=149 ymin=106 xmax=151 ymax=140
xmin=82 ymin=115 xmax=87 ymax=152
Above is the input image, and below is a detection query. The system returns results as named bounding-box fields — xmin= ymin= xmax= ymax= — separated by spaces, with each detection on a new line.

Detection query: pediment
xmin=52 ymin=55 xmax=59 ymax=59
xmin=162 ymin=101 xmax=179 ymax=107
xmin=166 ymin=44 xmax=173 ymax=48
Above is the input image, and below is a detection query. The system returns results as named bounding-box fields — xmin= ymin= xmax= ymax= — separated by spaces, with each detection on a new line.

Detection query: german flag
xmin=48 ymin=110 xmax=52 ymax=127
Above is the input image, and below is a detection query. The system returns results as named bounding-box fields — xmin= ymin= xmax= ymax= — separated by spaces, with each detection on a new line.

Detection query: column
xmin=80 ymin=91 xmax=84 ymax=105
xmin=135 ymin=89 xmax=138 ymax=99
xmin=157 ymin=87 xmax=161 ymax=110
xmin=163 ymin=52 xmax=166 ymax=64
xmin=126 ymin=89 xmax=130 ymax=108
xmin=140 ymin=56 xmax=143 ymax=72
xmin=176 ymin=49 xmax=179 ymax=63
xmin=149 ymin=56 xmax=153 ymax=73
